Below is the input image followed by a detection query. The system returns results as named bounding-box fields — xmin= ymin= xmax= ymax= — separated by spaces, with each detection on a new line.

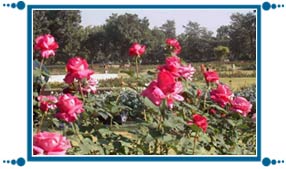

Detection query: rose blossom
xmin=165 ymin=81 xmax=184 ymax=109
xmin=158 ymin=56 xmax=195 ymax=80
xmin=37 ymin=95 xmax=58 ymax=112
xmin=64 ymin=57 xmax=94 ymax=84
xmin=33 ymin=131 xmax=71 ymax=155
xmin=230 ymin=96 xmax=253 ymax=117
xmin=157 ymin=70 xmax=176 ymax=94
xmin=141 ymin=81 xmax=166 ymax=106
xmin=187 ymin=114 xmax=208 ymax=133
xmin=201 ymin=64 xmax=219 ymax=83
xmin=196 ymin=89 xmax=202 ymax=98
xmin=81 ymin=77 xmax=98 ymax=94
xmin=165 ymin=38 xmax=182 ymax=54
xmin=178 ymin=64 xmax=196 ymax=80
xmin=129 ymin=43 xmax=146 ymax=57
xmin=55 ymin=94 xmax=84 ymax=122
xmin=34 ymin=34 xmax=59 ymax=58
xmin=142 ymin=70 xmax=184 ymax=108
xmin=210 ymin=84 xmax=233 ymax=107
xmin=203 ymin=71 xmax=219 ymax=83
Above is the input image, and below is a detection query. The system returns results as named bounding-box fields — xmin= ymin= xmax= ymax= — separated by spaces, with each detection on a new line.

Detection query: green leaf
xmin=143 ymin=98 xmax=160 ymax=112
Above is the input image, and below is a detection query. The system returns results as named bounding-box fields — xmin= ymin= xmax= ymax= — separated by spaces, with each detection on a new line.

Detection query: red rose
xmin=157 ymin=70 xmax=176 ymax=94
xmin=188 ymin=114 xmax=208 ymax=133
xmin=37 ymin=95 xmax=58 ymax=112
xmin=34 ymin=34 xmax=59 ymax=58
xmin=203 ymin=71 xmax=219 ymax=83
xmin=165 ymin=38 xmax=182 ymax=55
xmin=129 ymin=43 xmax=146 ymax=57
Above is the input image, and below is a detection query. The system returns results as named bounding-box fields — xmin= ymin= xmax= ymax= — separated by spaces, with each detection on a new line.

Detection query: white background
xmin=0 ymin=0 xmax=285 ymax=168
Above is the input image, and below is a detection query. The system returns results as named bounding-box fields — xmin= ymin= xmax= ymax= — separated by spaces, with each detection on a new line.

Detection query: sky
xmin=80 ymin=9 xmax=255 ymax=35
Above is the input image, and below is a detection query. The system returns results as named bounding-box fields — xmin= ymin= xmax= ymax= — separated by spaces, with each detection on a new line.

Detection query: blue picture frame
xmin=27 ymin=4 xmax=261 ymax=162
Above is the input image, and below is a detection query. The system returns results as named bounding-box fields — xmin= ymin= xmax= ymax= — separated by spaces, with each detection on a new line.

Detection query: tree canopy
xmin=33 ymin=10 xmax=256 ymax=65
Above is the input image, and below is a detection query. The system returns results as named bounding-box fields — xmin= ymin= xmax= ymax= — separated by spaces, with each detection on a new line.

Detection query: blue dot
xmin=262 ymin=157 xmax=271 ymax=166
xmin=6 ymin=160 xmax=10 ymax=164
xmin=262 ymin=2 xmax=271 ymax=10
xmin=3 ymin=4 xmax=5 ymax=7
xmin=6 ymin=4 xmax=10 ymax=7
xmin=17 ymin=1 xmax=25 ymax=10
xmin=278 ymin=4 xmax=281 ymax=8
xmin=16 ymin=157 xmax=25 ymax=167
xmin=3 ymin=160 xmax=5 ymax=163
xmin=271 ymin=4 xmax=277 ymax=9
xmin=282 ymin=160 xmax=285 ymax=163
xmin=11 ymin=3 xmax=16 ymax=8
xmin=11 ymin=159 xmax=16 ymax=165
xmin=278 ymin=160 xmax=281 ymax=163
xmin=271 ymin=159 xmax=277 ymax=165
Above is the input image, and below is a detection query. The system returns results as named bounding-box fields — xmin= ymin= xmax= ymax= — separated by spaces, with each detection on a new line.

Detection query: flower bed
xmin=33 ymin=35 xmax=256 ymax=155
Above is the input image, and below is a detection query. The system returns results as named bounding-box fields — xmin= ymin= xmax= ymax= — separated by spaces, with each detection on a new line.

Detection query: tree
xmin=228 ymin=12 xmax=256 ymax=60
xmin=103 ymin=13 xmax=152 ymax=63
xmin=33 ymin=10 xmax=82 ymax=64
xmin=213 ymin=45 xmax=230 ymax=61
xmin=179 ymin=21 xmax=215 ymax=61
xmin=160 ymin=20 xmax=176 ymax=38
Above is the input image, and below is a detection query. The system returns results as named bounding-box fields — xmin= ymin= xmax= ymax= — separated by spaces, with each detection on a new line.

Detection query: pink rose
xmin=142 ymin=71 xmax=184 ymax=109
xmin=33 ymin=131 xmax=71 ymax=155
xmin=81 ymin=77 xmax=98 ymax=94
xmin=34 ymin=34 xmax=59 ymax=58
xmin=210 ymin=84 xmax=233 ymax=107
xmin=64 ymin=57 xmax=94 ymax=84
xmin=55 ymin=94 xmax=84 ymax=122
xmin=129 ymin=43 xmax=146 ymax=57
xmin=165 ymin=82 xmax=184 ymax=109
xmin=178 ymin=64 xmax=196 ymax=80
xmin=158 ymin=56 xmax=195 ymax=80
xmin=230 ymin=96 xmax=253 ymax=117
xmin=203 ymin=71 xmax=219 ymax=83
xmin=37 ymin=95 xmax=58 ymax=112
xmin=165 ymin=38 xmax=181 ymax=54
xmin=187 ymin=114 xmax=208 ymax=133
xmin=141 ymin=81 xmax=165 ymax=106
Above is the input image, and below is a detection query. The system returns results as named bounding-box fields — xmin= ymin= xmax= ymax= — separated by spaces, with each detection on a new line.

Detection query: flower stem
xmin=71 ymin=123 xmax=83 ymax=143
xmin=78 ymin=81 xmax=85 ymax=102
xmin=192 ymin=132 xmax=198 ymax=155
xmin=203 ymin=85 xmax=210 ymax=110
xmin=135 ymin=56 xmax=139 ymax=79
xmin=36 ymin=111 xmax=46 ymax=133
xmin=39 ymin=58 xmax=44 ymax=71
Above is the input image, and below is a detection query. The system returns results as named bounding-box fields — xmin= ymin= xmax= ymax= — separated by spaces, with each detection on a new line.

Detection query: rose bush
xmin=33 ymin=35 xmax=256 ymax=155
